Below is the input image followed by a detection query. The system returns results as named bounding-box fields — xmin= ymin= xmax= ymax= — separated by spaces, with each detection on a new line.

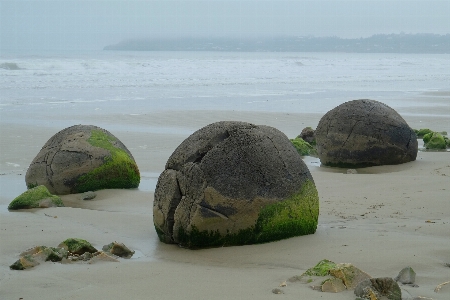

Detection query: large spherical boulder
xmin=153 ymin=121 xmax=319 ymax=249
xmin=315 ymin=99 xmax=418 ymax=167
xmin=25 ymin=125 xmax=140 ymax=195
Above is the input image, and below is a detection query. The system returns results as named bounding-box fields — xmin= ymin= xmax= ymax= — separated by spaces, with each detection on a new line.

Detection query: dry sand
xmin=1 ymin=107 xmax=449 ymax=300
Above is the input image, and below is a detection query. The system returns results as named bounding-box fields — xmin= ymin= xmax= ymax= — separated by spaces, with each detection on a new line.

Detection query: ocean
xmin=1 ymin=50 xmax=449 ymax=127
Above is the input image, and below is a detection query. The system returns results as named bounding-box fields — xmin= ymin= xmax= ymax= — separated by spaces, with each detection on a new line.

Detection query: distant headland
xmin=104 ymin=33 xmax=450 ymax=53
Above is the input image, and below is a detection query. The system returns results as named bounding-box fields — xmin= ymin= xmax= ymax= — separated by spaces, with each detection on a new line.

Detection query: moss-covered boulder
xmin=8 ymin=185 xmax=64 ymax=210
xmin=416 ymin=128 xmax=433 ymax=137
xmin=290 ymin=137 xmax=315 ymax=156
xmin=315 ymin=99 xmax=418 ymax=167
xmin=58 ymin=238 xmax=97 ymax=255
xmin=154 ymin=121 xmax=319 ymax=249
xmin=25 ymin=125 xmax=140 ymax=194
xmin=424 ymin=132 xmax=447 ymax=149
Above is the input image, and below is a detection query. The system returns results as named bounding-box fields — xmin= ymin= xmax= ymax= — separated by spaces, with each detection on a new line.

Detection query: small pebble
xmin=272 ymin=288 xmax=284 ymax=294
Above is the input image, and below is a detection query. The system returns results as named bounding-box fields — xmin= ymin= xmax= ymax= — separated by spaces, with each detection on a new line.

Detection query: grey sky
xmin=1 ymin=0 xmax=449 ymax=51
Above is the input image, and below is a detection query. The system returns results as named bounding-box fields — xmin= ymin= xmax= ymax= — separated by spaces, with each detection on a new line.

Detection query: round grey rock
xmin=315 ymin=99 xmax=418 ymax=167
xmin=25 ymin=125 xmax=140 ymax=195
xmin=153 ymin=121 xmax=319 ymax=249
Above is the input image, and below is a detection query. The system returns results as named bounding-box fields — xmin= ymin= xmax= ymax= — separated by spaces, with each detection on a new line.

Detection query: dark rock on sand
xmin=102 ymin=242 xmax=135 ymax=258
xmin=8 ymin=185 xmax=64 ymax=210
xmin=355 ymin=277 xmax=401 ymax=300
xmin=58 ymin=238 xmax=97 ymax=255
xmin=298 ymin=127 xmax=316 ymax=144
xmin=25 ymin=125 xmax=140 ymax=195
xmin=10 ymin=246 xmax=68 ymax=270
xmin=153 ymin=121 xmax=319 ymax=249
xmin=315 ymin=99 xmax=417 ymax=167
xmin=80 ymin=191 xmax=97 ymax=200
xmin=395 ymin=266 xmax=416 ymax=284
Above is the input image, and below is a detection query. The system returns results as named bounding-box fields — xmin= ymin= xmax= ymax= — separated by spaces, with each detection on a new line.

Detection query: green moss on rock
xmin=8 ymin=185 xmax=64 ymax=210
xmin=174 ymin=180 xmax=319 ymax=249
xmin=290 ymin=137 xmax=316 ymax=156
xmin=424 ymin=132 xmax=446 ymax=150
xmin=304 ymin=259 xmax=337 ymax=276
xmin=74 ymin=129 xmax=140 ymax=193
xmin=58 ymin=238 xmax=97 ymax=255
xmin=416 ymin=128 xmax=433 ymax=137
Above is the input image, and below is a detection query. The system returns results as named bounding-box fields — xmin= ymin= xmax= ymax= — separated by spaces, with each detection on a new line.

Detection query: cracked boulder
xmin=25 ymin=125 xmax=140 ymax=195
xmin=153 ymin=121 xmax=319 ymax=249
xmin=315 ymin=99 xmax=417 ymax=167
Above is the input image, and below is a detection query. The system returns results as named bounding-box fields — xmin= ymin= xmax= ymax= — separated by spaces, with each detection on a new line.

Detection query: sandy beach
xmin=1 ymin=99 xmax=449 ymax=299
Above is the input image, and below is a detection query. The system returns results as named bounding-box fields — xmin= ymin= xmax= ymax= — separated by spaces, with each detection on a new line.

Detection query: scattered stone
xmin=10 ymin=255 xmax=40 ymax=270
xmin=315 ymin=99 xmax=418 ymax=167
xmin=298 ymin=127 xmax=316 ymax=144
xmin=80 ymin=191 xmax=96 ymax=200
xmin=329 ymin=263 xmax=372 ymax=289
xmin=102 ymin=241 xmax=134 ymax=258
xmin=272 ymin=288 xmax=284 ymax=294
xmin=355 ymin=277 xmax=401 ymax=300
xmin=347 ymin=169 xmax=358 ymax=174
xmin=88 ymin=252 xmax=119 ymax=263
xmin=395 ymin=266 xmax=416 ymax=284
xmin=154 ymin=121 xmax=319 ymax=249
xmin=25 ymin=125 xmax=140 ymax=195
xmin=8 ymin=185 xmax=64 ymax=210
xmin=58 ymin=238 xmax=97 ymax=255
xmin=321 ymin=277 xmax=346 ymax=293
xmin=33 ymin=247 xmax=68 ymax=262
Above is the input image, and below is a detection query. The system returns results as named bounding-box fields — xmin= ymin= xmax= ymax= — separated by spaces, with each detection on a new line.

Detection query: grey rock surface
xmin=25 ymin=125 xmax=139 ymax=195
xmin=355 ymin=277 xmax=401 ymax=300
xmin=315 ymin=99 xmax=418 ymax=167
xmin=298 ymin=126 xmax=316 ymax=144
xmin=395 ymin=266 xmax=416 ymax=284
xmin=153 ymin=121 xmax=319 ymax=249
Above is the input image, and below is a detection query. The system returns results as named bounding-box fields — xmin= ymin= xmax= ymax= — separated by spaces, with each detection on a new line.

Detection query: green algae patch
xmin=304 ymin=259 xmax=337 ymax=276
xmin=424 ymin=132 xmax=446 ymax=150
xmin=290 ymin=137 xmax=316 ymax=156
xmin=416 ymin=128 xmax=433 ymax=137
xmin=173 ymin=180 xmax=319 ymax=249
xmin=8 ymin=185 xmax=64 ymax=210
xmin=58 ymin=238 xmax=97 ymax=255
xmin=74 ymin=129 xmax=140 ymax=193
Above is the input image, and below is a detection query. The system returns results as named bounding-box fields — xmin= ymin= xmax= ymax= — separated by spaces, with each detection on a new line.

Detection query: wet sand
xmin=1 ymin=103 xmax=449 ymax=299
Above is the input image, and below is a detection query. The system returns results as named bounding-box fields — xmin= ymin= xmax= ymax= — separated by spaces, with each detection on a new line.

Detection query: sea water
xmin=1 ymin=50 xmax=449 ymax=125
xmin=1 ymin=50 xmax=449 ymax=194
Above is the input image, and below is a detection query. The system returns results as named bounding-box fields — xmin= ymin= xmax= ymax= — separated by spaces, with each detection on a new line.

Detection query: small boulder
xmin=58 ymin=238 xmax=97 ymax=255
xmin=321 ymin=277 xmax=346 ymax=293
xmin=154 ymin=121 xmax=319 ymax=249
xmin=25 ymin=125 xmax=140 ymax=195
xmin=395 ymin=266 xmax=416 ymax=284
xmin=8 ymin=185 xmax=64 ymax=210
xmin=298 ymin=127 xmax=316 ymax=144
xmin=329 ymin=263 xmax=371 ymax=290
xmin=10 ymin=255 xmax=40 ymax=270
xmin=88 ymin=252 xmax=119 ymax=263
xmin=355 ymin=277 xmax=401 ymax=300
xmin=102 ymin=242 xmax=135 ymax=258
xmin=80 ymin=191 xmax=97 ymax=200
xmin=315 ymin=99 xmax=418 ymax=167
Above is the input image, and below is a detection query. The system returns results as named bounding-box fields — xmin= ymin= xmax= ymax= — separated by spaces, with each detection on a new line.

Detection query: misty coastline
xmin=104 ymin=34 xmax=450 ymax=53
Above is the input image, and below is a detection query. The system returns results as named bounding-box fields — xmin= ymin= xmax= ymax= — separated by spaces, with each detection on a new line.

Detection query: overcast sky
xmin=1 ymin=0 xmax=449 ymax=51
